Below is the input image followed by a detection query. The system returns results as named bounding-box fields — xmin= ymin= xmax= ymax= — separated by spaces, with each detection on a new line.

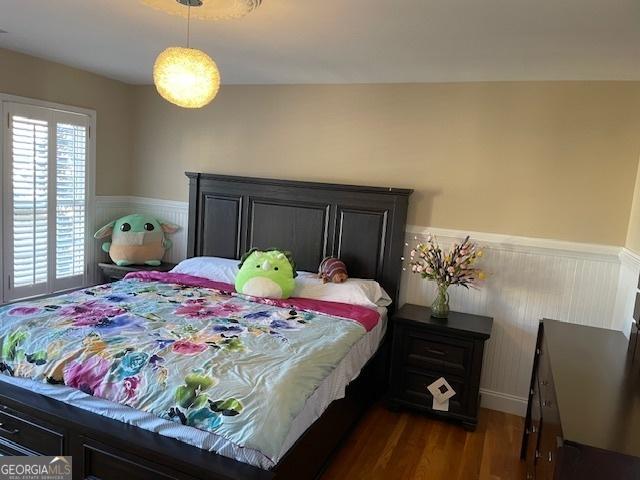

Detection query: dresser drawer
xmin=525 ymin=380 xmax=545 ymax=479
xmin=402 ymin=328 xmax=472 ymax=377
xmin=398 ymin=368 xmax=467 ymax=414
xmin=80 ymin=437 xmax=196 ymax=480
xmin=0 ymin=405 xmax=64 ymax=455
xmin=536 ymin=418 xmax=561 ymax=480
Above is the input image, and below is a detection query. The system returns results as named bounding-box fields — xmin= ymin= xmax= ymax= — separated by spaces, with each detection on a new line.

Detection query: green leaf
xmin=210 ymin=398 xmax=243 ymax=416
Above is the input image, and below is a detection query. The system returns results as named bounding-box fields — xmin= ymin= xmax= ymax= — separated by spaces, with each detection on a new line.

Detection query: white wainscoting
xmin=401 ymin=227 xmax=622 ymax=416
xmin=95 ymin=196 xmax=638 ymax=417
xmin=95 ymin=196 xmax=189 ymax=267
xmin=613 ymin=248 xmax=640 ymax=336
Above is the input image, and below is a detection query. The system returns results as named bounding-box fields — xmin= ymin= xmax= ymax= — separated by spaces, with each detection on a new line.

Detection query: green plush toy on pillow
xmin=235 ymin=249 xmax=297 ymax=299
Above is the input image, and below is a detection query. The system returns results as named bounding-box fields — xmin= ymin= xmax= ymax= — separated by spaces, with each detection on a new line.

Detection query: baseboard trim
xmin=480 ymin=388 xmax=527 ymax=417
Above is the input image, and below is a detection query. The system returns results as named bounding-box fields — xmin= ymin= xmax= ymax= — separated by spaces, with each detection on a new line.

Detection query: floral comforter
xmin=0 ymin=275 xmax=371 ymax=462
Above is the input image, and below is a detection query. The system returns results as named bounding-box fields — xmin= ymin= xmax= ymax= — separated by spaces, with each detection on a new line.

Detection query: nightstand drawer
xmin=389 ymin=304 xmax=492 ymax=430
xmin=398 ymin=369 xmax=467 ymax=414
xmin=403 ymin=328 xmax=472 ymax=376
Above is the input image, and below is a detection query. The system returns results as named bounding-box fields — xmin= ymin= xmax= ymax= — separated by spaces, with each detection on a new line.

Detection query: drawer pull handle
xmin=540 ymin=380 xmax=548 ymax=386
xmin=0 ymin=423 xmax=19 ymax=435
xmin=548 ymin=451 xmax=553 ymax=462
xmin=535 ymin=449 xmax=541 ymax=459
xmin=425 ymin=348 xmax=446 ymax=356
xmin=542 ymin=400 xmax=552 ymax=407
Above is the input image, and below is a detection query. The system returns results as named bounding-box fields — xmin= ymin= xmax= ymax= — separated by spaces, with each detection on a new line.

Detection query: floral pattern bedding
xmin=0 ymin=276 xmax=370 ymax=462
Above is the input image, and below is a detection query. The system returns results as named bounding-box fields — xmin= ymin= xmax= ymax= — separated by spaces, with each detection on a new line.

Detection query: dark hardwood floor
xmin=322 ymin=404 xmax=525 ymax=480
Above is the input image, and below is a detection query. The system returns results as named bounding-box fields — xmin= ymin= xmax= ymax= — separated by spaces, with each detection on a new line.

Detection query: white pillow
xmin=171 ymin=256 xmax=239 ymax=284
xmin=172 ymin=256 xmax=392 ymax=308
xmin=293 ymin=273 xmax=392 ymax=308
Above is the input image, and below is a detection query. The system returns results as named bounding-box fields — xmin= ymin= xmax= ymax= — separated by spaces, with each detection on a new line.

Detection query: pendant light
xmin=143 ymin=0 xmax=262 ymax=21
xmin=153 ymin=0 xmax=220 ymax=109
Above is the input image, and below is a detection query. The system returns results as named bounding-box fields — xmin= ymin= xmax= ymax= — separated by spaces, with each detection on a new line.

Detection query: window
xmin=1 ymin=98 xmax=95 ymax=302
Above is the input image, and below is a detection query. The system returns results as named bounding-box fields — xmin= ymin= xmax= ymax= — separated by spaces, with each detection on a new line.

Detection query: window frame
xmin=0 ymin=93 xmax=97 ymax=304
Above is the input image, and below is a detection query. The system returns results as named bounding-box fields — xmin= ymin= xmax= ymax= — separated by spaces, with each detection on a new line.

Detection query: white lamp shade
xmin=153 ymin=47 xmax=221 ymax=109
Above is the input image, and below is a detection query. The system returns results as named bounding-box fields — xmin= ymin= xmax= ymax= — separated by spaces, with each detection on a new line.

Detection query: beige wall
xmin=132 ymin=82 xmax=640 ymax=245
xmin=0 ymin=48 xmax=133 ymax=195
xmin=2 ymin=47 xmax=639 ymax=246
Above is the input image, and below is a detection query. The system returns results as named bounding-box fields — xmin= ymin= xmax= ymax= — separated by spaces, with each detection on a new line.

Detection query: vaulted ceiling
xmin=1 ymin=0 xmax=639 ymax=85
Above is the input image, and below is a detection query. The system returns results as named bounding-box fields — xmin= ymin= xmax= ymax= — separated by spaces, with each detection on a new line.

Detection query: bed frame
xmin=0 ymin=173 xmax=412 ymax=480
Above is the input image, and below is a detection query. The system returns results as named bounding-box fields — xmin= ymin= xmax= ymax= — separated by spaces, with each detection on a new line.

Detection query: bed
xmin=0 ymin=173 xmax=412 ymax=480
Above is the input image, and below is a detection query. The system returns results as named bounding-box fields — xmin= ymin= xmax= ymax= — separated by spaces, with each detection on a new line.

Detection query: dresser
xmin=522 ymin=319 xmax=640 ymax=479
xmin=388 ymin=303 xmax=493 ymax=431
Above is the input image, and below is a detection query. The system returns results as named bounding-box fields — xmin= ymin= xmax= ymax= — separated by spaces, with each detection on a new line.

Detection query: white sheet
xmin=0 ymin=308 xmax=387 ymax=470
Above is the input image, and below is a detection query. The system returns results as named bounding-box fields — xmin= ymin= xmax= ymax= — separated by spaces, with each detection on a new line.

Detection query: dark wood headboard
xmin=185 ymin=173 xmax=412 ymax=305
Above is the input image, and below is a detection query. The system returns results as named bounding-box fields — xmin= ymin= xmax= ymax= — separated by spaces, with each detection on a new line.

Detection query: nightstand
xmin=98 ymin=262 xmax=177 ymax=283
xmin=388 ymin=303 xmax=493 ymax=431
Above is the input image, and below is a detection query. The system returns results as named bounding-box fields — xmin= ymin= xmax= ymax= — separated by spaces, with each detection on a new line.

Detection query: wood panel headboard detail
xmin=185 ymin=173 xmax=412 ymax=305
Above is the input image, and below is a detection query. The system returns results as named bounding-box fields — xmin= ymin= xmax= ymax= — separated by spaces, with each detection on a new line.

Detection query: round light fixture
xmin=142 ymin=0 xmax=262 ymax=21
xmin=153 ymin=47 xmax=220 ymax=108
xmin=152 ymin=0 xmax=221 ymax=108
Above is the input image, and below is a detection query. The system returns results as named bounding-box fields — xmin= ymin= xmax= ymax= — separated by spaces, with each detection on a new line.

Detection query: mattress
xmin=0 ymin=307 xmax=387 ymax=469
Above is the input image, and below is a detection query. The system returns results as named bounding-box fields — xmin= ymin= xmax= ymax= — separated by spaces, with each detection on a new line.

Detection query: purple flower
xmin=149 ymin=354 xmax=165 ymax=368
xmin=175 ymin=299 xmax=243 ymax=319
xmin=105 ymin=294 xmax=130 ymax=303
xmin=243 ymin=311 xmax=271 ymax=320
xmin=64 ymin=356 xmax=110 ymax=395
xmin=270 ymin=319 xmax=300 ymax=330
xmin=95 ymin=314 xmax=144 ymax=334
xmin=8 ymin=306 xmax=41 ymax=316
xmin=212 ymin=325 xmax=244 ymax=335
xmin=60 ymin=301 xmax=125 ymax=327
xmin=155 ymin=339 xmax=176 ymax=349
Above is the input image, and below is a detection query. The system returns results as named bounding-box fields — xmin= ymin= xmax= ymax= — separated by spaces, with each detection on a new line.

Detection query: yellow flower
xmin=478 ymin=271 xmax=486 ymax=280
xmin=477 ymin=250 xmax=484 ymax=257
xmin=83 ymin=335 xmax=107 ymax=354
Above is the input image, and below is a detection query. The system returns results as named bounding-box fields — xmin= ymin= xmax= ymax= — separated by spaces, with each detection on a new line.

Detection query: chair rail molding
xmin=96 ymin=196 xmax=632 ymax=416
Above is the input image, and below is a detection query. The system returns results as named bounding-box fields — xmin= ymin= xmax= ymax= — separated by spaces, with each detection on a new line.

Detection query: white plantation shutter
xmin=55 ymin=123 xmax=86 ymax=281
xmin=11 ymin=115 xmax=49 ymax=290
xmin=2 ymin=101 xmax=93 ymax=301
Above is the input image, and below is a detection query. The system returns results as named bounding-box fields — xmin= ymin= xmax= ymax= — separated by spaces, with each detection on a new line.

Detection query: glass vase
xmin=431 ymin=282 xmax=450 ymax=318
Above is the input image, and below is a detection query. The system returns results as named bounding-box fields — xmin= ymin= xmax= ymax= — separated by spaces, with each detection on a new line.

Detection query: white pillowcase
xmin=294 ymin=272 xmax=392 ymax=308
xmin=171 ymin=256 xmax=392 ymax=308
xmin=171 ymin=256 xmax=239 ymax=284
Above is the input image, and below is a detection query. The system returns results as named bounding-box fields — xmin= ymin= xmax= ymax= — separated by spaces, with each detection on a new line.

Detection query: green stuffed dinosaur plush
xmin=94 ymin=214 xmax=179 ymax=267
xmin=235 ymin=249 xmax=297 ymax=299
